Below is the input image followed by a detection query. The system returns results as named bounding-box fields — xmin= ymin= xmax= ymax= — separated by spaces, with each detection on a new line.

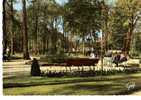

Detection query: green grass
xmin=3 ymin=81 xmax=124 ymax=95
xmin=3 ymin=72 xmax=141 ymax=95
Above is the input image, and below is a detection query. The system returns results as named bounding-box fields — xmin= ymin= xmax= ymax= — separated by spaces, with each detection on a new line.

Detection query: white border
xmin=0 ymin=0 xmax=3 ymax=96
xmin=0 ymin=0 xmax=141 ymax=99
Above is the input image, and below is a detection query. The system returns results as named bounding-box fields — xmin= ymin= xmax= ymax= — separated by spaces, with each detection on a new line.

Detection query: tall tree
xmin=116 ymin=0 xmax=141 ymax=55
xmin=10 ymin=0 xmax=15 ymax=55
xmin=64 ymin=0 xmax=102 ymax=54
xmin=3 ymin=0 xmax=7 ymax=55
xmin=22 ymin=0 xmax=30 ymax=59
xmin=100 ymin=0 xmax=110 ymax=51
xmin=31 ymin=0 xmax=39 ymax=55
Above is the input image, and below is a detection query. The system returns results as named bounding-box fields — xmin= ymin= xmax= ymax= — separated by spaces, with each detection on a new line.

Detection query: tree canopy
xmin=2 ymin=0 xmax=141 ymax=58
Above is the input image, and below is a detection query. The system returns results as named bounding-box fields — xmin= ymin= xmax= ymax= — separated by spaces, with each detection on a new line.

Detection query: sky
xmin=14 ymin=0 xmax=68 ymax=10
xmin=14 ymin=0 xmax=116 ymax=10
xmin=55 ymin=0 xmax=68 ymax=5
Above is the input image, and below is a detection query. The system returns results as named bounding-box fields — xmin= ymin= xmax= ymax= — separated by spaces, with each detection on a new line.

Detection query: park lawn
xmin=3 ymin=72 xmax=141 ymax=95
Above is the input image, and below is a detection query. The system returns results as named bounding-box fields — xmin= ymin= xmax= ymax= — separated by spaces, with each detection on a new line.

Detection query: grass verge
xmin=3 ymin=72 xmax=141 ymax=95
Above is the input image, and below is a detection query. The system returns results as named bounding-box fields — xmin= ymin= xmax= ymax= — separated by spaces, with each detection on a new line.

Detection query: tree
xmin=3 ymin=0 xmax=7 ymax=55
xmin=27 ymin=0 xmax=64 ymax=55
xmin=29 ymin=0 xmax=39 ymax=55
xmin=3 ymin=0 xmax=21 ymax=56
xmin=115 ymin=0 xmax=141 ymax=55
xmin=107 ymin=7 xmax=128 ymax=50
xmin=130 ymin=32 xmax=141 ymax=56
xmin=22 ymin=0 xmax=30 ymax=59
xmin=64 ymin=0 xmax=102 ymax=54
xmin=10 ymin=0 xmax=15 ymax=55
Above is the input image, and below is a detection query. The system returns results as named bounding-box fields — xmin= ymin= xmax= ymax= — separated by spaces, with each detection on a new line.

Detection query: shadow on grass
xmin=44 ymin=82 xmax=124 ymax=95
xmin=116 ymin=86 xmax=141 ymax=95
xmin=45 ymin=81 xmax=141 ymax=95
xmin=3 ymin=74 xmax=141 ymax=88
xmin=3 ymin=72 xmax=141 ymax=95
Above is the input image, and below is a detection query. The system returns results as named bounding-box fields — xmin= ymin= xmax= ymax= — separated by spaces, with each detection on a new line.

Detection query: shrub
xmin=41 ymin=52 xmax=69 ymax=63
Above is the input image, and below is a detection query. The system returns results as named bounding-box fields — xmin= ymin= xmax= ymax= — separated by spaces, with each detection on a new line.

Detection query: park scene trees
xmin=2 ymin=0 xmax=141 ymax=95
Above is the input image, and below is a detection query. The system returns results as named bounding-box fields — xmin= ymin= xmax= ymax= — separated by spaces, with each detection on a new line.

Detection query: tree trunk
xmin=123 ymin=32 xmax=133 ymax=55
xmin=42 ymin=38 xmax=46 ymax=54
xmin=123 ymin=14 xmax=134 ymax=55
xmin=100 ymin=34 xmax=104 ymax=73
xmin=82 ymin=33 xmax=85 ymax=55
xmin=10 ymin=0 xmax=14 ymax=55
xmin=3 ymin=0 xmax=7 ymax=55
xmin=22 ymin=0 xmax=30 ymax=59
xmin=62 ymin=20 xmax=66 ymax=52
xmin=46 ymin=38 xmax=48 ymax=52
xmin=33 ymin=0 xmax=39 ymax=55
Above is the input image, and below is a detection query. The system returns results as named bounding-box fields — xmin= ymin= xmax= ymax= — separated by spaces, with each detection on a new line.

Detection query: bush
xmin=130 ymin=51 xmax=139 ymax=58
xmin=41 ymin=52 xmax=69 ymax=63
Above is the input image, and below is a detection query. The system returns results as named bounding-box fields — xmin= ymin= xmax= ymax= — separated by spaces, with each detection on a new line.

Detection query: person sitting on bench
xmin=3 ymin=47 xmax=10 ymax=62
xmin=90 ymin=52 xmax=96 ymax=58
xmin=112 ymin=52 xmax=120 ymax=67
xmin=112 ymin=52 xmax=127 ymax=67
xmin=119 ymin=53 xmax=127 ymax=63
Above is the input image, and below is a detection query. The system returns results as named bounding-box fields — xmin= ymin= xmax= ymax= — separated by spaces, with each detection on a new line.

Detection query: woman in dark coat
xmin=31 ymin=58 xmax=41 ymax=76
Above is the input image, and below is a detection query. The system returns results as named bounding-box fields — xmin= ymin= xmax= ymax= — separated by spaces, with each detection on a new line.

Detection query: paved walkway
xmin=3 ymin=59 xmax=31 ymax=78
xmin=131 ymin=91 xmax=141 ymax=95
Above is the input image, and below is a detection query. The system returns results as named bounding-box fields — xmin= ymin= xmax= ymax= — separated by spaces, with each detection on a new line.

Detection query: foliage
xmin=44 ymin=53 xmax=68 ymax=63
xmin=2 ymin=0 xmax=141 ymax=58
xmin=64 ymin=0 xmax=102 ymax=34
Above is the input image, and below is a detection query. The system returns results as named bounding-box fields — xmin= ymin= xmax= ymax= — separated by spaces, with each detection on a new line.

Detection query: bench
xmin=119 ymin=59 xmax=140 ymax=67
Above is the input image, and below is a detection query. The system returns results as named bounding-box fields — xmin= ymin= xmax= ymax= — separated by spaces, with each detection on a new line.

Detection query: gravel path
xmin=131 ymin=91 xmax=141 ymax=95
xmin=3 ymin=59 xmax=31 ymax=78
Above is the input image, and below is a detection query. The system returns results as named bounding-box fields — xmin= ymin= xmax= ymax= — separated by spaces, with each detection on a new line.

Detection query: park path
xmin=3 ymin=59 xmax=67 ymax=78
xmin=3 ymin=59 xmax=31 ymax=78
xmin=131 ymin=91 xmax=141 ymax=95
